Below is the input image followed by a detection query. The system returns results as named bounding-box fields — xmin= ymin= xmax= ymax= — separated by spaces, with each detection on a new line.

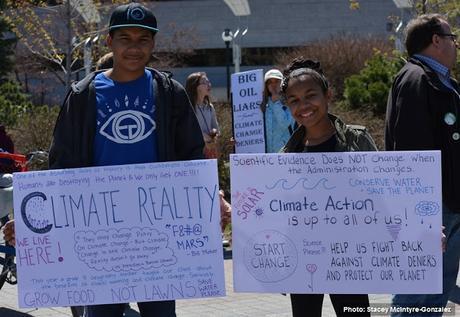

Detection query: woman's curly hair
xmin=280 ymin=57 xmax=329 ymax=100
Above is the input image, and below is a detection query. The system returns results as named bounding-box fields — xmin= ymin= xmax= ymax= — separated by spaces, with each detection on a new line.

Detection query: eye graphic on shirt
xmin=100 ymin=110 xmax=156 ymax=144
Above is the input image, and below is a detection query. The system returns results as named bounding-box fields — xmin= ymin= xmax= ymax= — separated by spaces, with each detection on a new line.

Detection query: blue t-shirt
xmin=93 ymin=70 xmax=157 ymax=166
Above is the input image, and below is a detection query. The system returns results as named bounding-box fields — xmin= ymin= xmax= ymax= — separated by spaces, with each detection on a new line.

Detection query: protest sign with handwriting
xmin=13 ymin=160 xmax=225 ymax=308
xmin=230 ymin=151 xmax=442 ymax=294
xmin=231 ymin=69 xmax=265 ymax=153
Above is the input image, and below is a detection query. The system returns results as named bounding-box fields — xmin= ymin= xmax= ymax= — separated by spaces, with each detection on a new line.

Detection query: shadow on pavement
xmin=0 ymin=308 xmax=35 ymax=317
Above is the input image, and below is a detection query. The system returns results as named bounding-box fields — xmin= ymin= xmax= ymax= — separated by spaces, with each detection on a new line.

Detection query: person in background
xmin=185 ymin=72 xmax=220 ymax=159
xmin=281 ymin=57 xmax=377 ymax=317
xmin=385 ymin=14 xmax=460 ymax=316
xmin=95 ymin=52 xmax=114 ymax=71
xmin=0 ymin=125 xmax=14 ymax=154
xmin=0 ymin=125 xmax=15 ymax=246
xmin=184 ymin=72 xmax=232 ymax=240
xmin=261 ymin=69 xmax=295 ymax=153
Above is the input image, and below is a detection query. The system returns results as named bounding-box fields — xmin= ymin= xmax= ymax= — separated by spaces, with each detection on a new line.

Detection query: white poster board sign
xmin=13 ymin=160 xmax=225 ymax=308
xmin=231 ymin=69 xmax=265 ymax=153
xmin=230 ymin=151 xmax=442 ymax=294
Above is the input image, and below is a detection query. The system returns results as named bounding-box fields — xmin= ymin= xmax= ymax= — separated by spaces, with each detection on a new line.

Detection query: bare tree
xmin=3 ymin=0 xmax=120 ymax=92
xmin=3 ymin=1 xmax=198 ymax=95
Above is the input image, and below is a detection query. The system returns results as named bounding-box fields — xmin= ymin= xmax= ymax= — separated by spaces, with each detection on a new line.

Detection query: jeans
xmin=391 ymin=209 xmax=460 ymax=317
xmin=84 ymin=301 xmax=175 ymax=317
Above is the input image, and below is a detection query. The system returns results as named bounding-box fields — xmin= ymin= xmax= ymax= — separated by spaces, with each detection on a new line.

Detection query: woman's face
xmin=266 ymin=78 xmax=281 ymax=96
xmin=284 ymin=75 xmax=330 ymax=130
xmin=197 ymin=76 xmax=212 ymax=98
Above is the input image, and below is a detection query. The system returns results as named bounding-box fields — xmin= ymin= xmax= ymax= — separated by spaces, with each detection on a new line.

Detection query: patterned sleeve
xmin=357 ymin=129 xmax=378 ymax=151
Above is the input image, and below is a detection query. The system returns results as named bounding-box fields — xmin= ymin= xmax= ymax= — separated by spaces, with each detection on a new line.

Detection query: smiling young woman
xmin=280 ymin=57 xmax=378 ymax=317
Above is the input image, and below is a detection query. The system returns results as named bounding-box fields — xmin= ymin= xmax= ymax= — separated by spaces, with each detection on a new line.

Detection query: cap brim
xmin=265 ymin=76 xmax=283 ymax=81
xmin=109 ymin=24 xmax=159 ymax=33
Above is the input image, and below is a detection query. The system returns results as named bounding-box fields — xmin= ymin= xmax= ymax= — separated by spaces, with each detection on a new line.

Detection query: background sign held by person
xmin=231 ymin=69 xmax=265 ymax=153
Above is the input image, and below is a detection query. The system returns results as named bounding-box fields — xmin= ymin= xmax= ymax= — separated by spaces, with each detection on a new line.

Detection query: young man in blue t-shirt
xmin=48 ymin=3 xmax=204 ymax=316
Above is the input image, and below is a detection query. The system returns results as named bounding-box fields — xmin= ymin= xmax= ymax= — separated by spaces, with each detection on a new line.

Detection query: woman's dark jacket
xmin=282 ymin=114 xmax=377 ymax=153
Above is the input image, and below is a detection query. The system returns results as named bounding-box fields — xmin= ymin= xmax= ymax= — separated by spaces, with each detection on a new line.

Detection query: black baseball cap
xmin=109 ymin=3 xmax=159 ymax=34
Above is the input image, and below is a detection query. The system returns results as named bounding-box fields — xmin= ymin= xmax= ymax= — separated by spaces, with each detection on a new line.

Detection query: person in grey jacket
xmin=281 ymin=57 xmax=376 ymax=317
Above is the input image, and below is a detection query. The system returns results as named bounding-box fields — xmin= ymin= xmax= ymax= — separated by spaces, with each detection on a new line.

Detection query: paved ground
xmin=0 ymin=256 xmax=458 ymax=317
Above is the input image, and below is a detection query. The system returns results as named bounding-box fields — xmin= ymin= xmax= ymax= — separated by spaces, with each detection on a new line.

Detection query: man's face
xmin=107 ymin=27 xmax=155 ymax=73
xmin=436 ymin=21 xmax=458 ymax=70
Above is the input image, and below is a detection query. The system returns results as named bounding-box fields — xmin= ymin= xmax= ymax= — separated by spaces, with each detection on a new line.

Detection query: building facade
xmin=15 ymin=0 xmax=401 ymax=103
